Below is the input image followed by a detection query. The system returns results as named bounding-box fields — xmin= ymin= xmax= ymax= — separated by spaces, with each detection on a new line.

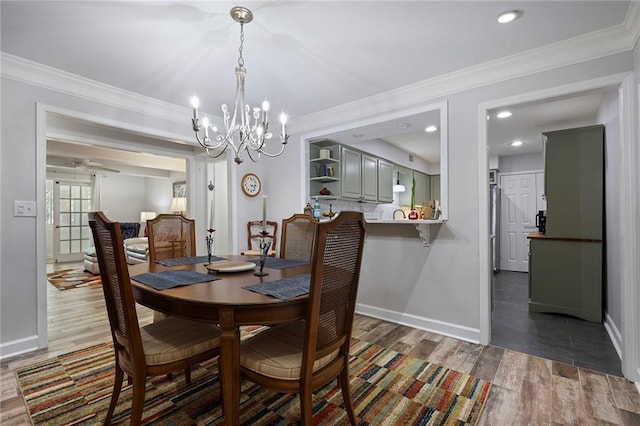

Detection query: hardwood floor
xmin=2 ymin=268 xmax=640 ymax=425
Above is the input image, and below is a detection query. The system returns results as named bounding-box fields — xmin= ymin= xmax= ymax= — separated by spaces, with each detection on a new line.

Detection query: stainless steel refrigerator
xmin=490 ymin=184 xmax=500 ymax=272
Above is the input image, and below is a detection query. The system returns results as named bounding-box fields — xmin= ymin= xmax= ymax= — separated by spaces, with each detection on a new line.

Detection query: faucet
xmin=393 ymin=209 xmax=406 ymax=220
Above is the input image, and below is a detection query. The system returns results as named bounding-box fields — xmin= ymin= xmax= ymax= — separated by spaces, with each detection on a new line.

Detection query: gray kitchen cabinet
xmin=341 ymin=146 xmax=378 ymax=201
xmin=528 ymin=124 xmax=604 ymax=323
xmin=430 ymin=174 xmax=440 ymax=202
xmin=377 ymin=159 xmax=393 ymax=203
xmin=361 ymin=153 xmax=378 ymax=201
xmin=543 ymin=125 xmax=603 ymax=239
xmin=341 ymin=146 xmax=362 ymax=199
xmin=528 ymin=236 xmax=602 ymax=322
xmin=414 ymin=171 xmax=431 ymax=207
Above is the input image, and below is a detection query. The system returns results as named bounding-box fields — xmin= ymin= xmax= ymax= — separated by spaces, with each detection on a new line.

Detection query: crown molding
xmin=2 ymin=1 xmax=639 ymax=136
xmin=291 ymin=6 xmax=640 ymax=135
xmin=0 ymin=53 xmax=190 ymax=124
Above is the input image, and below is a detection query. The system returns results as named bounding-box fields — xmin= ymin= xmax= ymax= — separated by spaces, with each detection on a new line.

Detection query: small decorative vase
xmin=408 ymin=210 xmax=419 ymax=220
xmin=319 ymin=187 xmax=331 ymax=195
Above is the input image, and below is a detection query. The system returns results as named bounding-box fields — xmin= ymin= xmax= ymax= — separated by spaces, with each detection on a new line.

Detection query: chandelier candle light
xmin=190 ymin=6 xmax=289 ymax=164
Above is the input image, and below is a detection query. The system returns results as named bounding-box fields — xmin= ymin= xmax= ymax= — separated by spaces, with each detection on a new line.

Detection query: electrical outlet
xmin=13 ymin=200 xmax=36 ymax=217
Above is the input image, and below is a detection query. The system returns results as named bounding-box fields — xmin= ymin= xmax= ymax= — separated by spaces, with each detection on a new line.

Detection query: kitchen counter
xmin=527 ymin=231 xmax=601 ymax=242
xmin=365 ymin=219 xmax=444 ymax=224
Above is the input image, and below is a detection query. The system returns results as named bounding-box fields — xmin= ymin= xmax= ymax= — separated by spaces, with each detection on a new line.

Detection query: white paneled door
xmin=500 ymin=173 xmax=538 ymax=272
xmin=52 ymin=181 xmax=92 ymax=263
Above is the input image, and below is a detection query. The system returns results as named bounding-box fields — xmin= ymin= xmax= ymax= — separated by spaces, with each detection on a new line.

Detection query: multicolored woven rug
xmin=47 ymin=268 xmax=101 ymax=291
xmin=15 ymin=335 xmax=491 ymax=425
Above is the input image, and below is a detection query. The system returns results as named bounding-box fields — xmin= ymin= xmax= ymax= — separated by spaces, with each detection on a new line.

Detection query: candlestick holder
xmin=254 ymin=231 xmax=271 ymax=276
xmin=205 ymin=228 xmax=215 ymax=266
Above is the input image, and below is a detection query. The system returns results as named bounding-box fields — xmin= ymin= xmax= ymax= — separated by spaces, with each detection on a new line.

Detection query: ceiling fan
xmin=47 ymin=157 xmax=120 ymax=173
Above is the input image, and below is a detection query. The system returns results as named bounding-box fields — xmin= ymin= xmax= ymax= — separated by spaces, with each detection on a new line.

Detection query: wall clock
xmin=241 ymin=173 xmax=261 ymax=197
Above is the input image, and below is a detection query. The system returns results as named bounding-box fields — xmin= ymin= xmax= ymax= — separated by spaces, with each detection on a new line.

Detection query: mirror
xmin=314 ymin=102 xmax=448 ymax=220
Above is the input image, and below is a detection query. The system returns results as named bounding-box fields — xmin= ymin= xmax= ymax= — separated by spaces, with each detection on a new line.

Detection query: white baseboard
xmin=603 ymin=312 xmax=623 ymax=360
xmin=355 ymin=303 xmax=481 ymax=344
xmin=0 ymin=335 xmax=40 ymax=361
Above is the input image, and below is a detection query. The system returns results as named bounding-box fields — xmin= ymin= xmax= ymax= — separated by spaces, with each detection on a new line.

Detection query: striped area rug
xmin=15 ymin=333 xmax=491 ymax=425
xmin=47 ymin=268 xmax=101 ymax=290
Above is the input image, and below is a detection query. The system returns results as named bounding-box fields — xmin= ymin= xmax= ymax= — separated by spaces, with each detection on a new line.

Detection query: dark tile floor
xmin=491 ymin=270 xmax=622 ymax=376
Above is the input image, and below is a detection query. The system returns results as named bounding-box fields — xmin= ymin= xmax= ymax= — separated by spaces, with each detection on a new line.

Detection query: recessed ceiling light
xmin=352 ymin=133 xmax=364 ymax=138
xmin=496 ymin=110 xmax=512 ymax=119
xmin=497 ymin=10 xmax=522 ymax=24
xmin=398 ymin=123 xmax=411 ymax=129
xmin=510 ymin=140 xmax=523 ymax=147
xmin=425 ymin=125 xmax=437 ymax=133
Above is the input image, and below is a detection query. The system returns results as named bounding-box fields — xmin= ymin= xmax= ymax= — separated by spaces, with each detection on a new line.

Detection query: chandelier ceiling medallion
xmin=190 ymin=6 xmax=288 ymax=164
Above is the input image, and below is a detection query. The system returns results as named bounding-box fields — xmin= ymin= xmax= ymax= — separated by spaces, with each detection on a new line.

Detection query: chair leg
xmin=299 ymin=387 xmax=314 ymax=426
xmin=103 ymin=365 xmax=124 ymax=425
xmin=339 ymin=368 xmax=357 ymax=425
xmin=129 ymin=373 xmax=147 ymax=426
xmin=184 ymin=366 xmax=192 ymax=384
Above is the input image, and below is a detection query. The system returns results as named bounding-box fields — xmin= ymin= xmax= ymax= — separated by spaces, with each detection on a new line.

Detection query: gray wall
xmin=497 ymin=153 xmax=544 ymax=174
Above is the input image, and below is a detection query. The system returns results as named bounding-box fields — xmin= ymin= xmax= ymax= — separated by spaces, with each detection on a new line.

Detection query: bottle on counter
xmin=313 ymin=197 xmax=321 ymax=220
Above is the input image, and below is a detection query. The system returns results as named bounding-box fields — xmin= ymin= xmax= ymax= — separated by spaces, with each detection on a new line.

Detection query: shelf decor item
xmin=408 ymin=175 xmax=419 ymax=220
xmin=319 ymin=187 xmax=331 ymax=195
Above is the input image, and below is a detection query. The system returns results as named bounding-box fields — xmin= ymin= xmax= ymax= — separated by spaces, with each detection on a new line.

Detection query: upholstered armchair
xmin=84 ymin=222 xmax=141 ymax=273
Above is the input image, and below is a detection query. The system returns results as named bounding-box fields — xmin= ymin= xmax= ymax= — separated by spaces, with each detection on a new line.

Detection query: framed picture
xmin=173 ymin=181 xmax=187 ymax=198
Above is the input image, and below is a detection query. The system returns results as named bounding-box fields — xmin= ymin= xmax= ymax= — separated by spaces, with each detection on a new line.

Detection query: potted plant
xmin=408 ymin=175 xmax=419 ymax=220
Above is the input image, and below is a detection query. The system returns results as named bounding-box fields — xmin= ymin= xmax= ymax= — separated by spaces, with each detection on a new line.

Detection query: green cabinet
xmin=377 ymin=159 xmax=394 ymax=203
xmin=528 ymin=237 xmax=602 ymax=322
xmin=543 ymin=125 xmax=604 ymax=239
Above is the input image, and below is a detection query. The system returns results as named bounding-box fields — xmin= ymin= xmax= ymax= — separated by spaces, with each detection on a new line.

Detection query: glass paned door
xmin=53 ymin=181 xmax=92 ymax=263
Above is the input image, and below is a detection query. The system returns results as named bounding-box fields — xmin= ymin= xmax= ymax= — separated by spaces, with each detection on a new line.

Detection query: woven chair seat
xmin=140 ymin=317 xmax=221 ymax=365
xmin=240 ymin=321 xmax=338 ymax=380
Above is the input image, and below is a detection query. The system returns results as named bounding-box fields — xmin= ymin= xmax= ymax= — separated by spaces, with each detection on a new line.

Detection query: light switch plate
xmin=14 ymin=200 xmax=36 ymax=217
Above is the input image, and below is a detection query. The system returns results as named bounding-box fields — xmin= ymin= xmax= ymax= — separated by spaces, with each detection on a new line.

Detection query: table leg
xmin=219 ymin=311 xmax=240 ymax=425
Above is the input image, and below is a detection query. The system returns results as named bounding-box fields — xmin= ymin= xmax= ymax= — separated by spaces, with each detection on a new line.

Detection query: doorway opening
xmin=479 ymin=77 xmax=629 ymax=377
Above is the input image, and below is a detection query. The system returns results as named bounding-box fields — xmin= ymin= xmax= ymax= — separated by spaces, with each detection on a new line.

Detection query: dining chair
xmin=241 ymin=220 xmax=278 ymax=256
xmin=279 ymin=213 xmax=317 ymax=262
xmin=239 ymin=211 xmax=366 ymax=425
xmin=146 ymin=213 xmax=197 ymax=322
xmin=88 ymin=211 xmax=222 ymax=426
xmin=146 ymin=213 xmax=196 ymax=263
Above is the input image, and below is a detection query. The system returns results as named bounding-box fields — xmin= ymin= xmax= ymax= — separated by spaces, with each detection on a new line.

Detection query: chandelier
xmin=190 ymin=6 xmax=288 ymax=164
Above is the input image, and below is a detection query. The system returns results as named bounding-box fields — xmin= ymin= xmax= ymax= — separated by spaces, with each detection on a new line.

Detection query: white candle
xmin=262 ymin=195 xmax=267 ymax=232
xmin=190 ymin=95 xmax=199 ymax=121
xmin=280 ymin=112 xmax=287 ymax=137
xmin=209 ymin=198 xmax=214 ymax=230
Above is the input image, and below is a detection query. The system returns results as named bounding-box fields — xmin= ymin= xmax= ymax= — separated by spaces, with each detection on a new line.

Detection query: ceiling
xmin=1 ymin=1 xmax=633 ymax=168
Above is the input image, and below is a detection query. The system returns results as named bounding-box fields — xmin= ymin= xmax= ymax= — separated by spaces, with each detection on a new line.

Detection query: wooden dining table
xmin=128 ymin=255 xmax=311 ymax=425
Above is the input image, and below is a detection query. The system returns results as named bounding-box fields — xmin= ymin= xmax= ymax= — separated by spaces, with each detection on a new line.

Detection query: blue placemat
xmin=243 ymin=274 xmax=310 ymax=300
xmin=248 ymin=257 xmax=309 ymax=270
xmin=132 ymin=270 xmax=219 ymax=290
xmin=155 ymin=255 xmax=226 ymax=266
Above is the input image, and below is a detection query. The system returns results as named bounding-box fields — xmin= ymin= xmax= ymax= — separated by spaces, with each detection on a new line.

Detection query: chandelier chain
xmin=238 ymin=23 xmax=245 ymax=67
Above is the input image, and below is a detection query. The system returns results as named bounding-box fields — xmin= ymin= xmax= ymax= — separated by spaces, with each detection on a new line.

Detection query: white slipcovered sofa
xmin=124 ymin=237 xmax=150 ymax=265
xmin=83 ymin=222 xmax=145 ymax=274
